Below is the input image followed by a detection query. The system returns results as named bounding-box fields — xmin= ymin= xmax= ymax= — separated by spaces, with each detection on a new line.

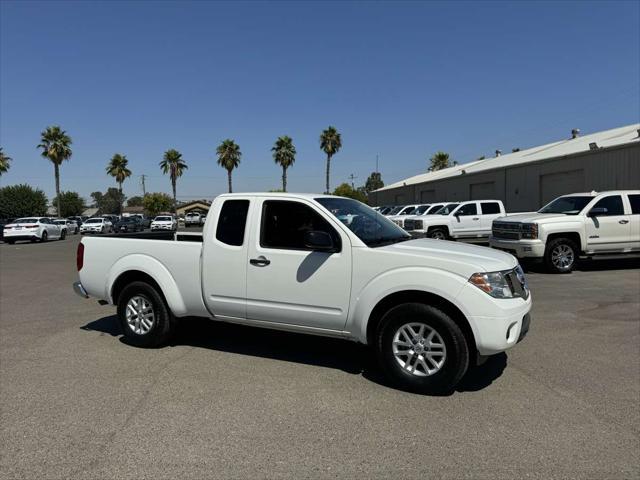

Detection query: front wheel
xmin=544 ymin=237 xmax=578 ymax=273
xmin=375 ymin=303 xmax=469 ymax=394
xmin=60 ymin=230 xmax=66 ymax=240
xmin=117 ymin=281 xmax=174 ymax=348
xmin=428 ymin=228 xmax=448 ymax=240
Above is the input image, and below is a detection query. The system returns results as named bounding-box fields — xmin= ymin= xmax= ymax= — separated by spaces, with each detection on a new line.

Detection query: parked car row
xmin=375 ymin=189 xmax=640 ymax=273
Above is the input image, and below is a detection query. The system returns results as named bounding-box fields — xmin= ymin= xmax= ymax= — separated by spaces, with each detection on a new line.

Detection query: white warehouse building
xmin=371 ymin=124 xmax=640 ymax=212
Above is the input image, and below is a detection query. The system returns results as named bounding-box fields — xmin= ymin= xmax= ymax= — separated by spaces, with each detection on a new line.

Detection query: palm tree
xmin=0 ymin=148 xmax=11 ymax=176
xmin=106 ymin=153 xmax=132 ymax=214
xmin=320 ymin=126 xmax=342 ymax=194
xmin=271 ymin=136 xmax=296 ymax=192
xmin=428 ymin=151 xmax=452 ymax=172
xmin=216 ymin=139 xmax=241 ymax=193
xmin=159 ymin=149 xmax=188 ymax=213
xmin=37 ymin=126 xmax=73 ymax=216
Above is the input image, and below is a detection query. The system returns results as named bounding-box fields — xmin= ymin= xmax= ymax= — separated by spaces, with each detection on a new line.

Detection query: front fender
xmin=106 ymin=254 xmax=188 ymax=316
xmin=541 ymin=223 xmax=585 ymax=249
xmin=347 ymin=267 xmax=467 ymax=344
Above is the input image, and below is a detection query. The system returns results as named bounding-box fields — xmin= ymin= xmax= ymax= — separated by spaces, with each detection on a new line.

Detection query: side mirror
xmin=588 ymin=207 xmax=608 ymax=217
xmin=304 ymin=230 xmax=335 ymax=252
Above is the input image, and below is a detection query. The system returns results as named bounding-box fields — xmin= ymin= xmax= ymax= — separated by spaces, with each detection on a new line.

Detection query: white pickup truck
xmin=73 ymin=193 xmax=531 ymax=394
xmin=490 ymin=190 xmax=640 ymax=273
xmin=406 ymin=200 xmax=506 ymax=240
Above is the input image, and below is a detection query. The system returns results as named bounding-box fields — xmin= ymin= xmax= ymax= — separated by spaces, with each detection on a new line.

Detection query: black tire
xmin=375 ymin=303 xmax=469 ymax=394
xmin=40 ymin=231 xmax=48 ymax=243
xmin=60 ymin=230 xmax=66 ymax=240
xmin=6 ymin=240 xmax=14 ymax=244
xmin=544 ymin=237 xmax=578 ymax=274
xmin=428 ymin=227 xmax=448 ymax=240
xmin=116 ymin=281 xmax=174 ymax=348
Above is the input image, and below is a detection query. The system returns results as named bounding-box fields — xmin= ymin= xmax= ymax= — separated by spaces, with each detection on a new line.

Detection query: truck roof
xmin=217 ymin=192 xmax=338 ymax=201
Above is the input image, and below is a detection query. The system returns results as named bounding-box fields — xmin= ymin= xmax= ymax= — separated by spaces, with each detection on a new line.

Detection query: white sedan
xmin=3 ymin=217 xmax=64 ymax=243
xmin=54 ymin=218 xmax=79 ymax=235
xmin=151 ymin=215 xmax=177 ymax=231
xmin=80 ymin=217 xmax=113 ymax=234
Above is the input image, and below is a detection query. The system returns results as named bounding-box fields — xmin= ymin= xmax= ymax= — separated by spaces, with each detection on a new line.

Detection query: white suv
xmin=80 ymin=217 xmax=112 ymax=234
xmin=490 ymin=190 xmax=640 ymax=273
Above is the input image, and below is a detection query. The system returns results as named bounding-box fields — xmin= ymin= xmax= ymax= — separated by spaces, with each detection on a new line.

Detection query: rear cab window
xmin=216 ymin=200 xmax=250 ymax=246
xmin=481 ymin=202 xmax=501 ymax=214
xmin=627 ymin=194 xmax=640 ymax=214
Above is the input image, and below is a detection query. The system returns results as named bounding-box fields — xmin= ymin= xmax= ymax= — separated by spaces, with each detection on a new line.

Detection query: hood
xmin=495 ymin=212 xmax=575 ymax=223
xmin=380 ymin=238 xmax=518 ymax=274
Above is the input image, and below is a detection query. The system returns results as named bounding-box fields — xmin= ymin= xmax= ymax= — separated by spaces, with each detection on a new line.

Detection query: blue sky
xmin=1 ymin=0 xmax=639 ymax=202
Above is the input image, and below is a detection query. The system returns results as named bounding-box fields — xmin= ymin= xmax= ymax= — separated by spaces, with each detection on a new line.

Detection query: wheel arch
xmin=427 ymin=225 xmax=450 ymax=236
xmin=546 ymin=231 xmax=583 ymax=253
xmin=365 ymin=289 xmax=476 ymax=360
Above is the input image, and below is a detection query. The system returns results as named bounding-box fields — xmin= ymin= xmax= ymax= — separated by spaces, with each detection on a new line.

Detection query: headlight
xmin=521 ymin=223 xmax=538 ymax=239
xmin=469 ymin=270 xmax=514 ymax=298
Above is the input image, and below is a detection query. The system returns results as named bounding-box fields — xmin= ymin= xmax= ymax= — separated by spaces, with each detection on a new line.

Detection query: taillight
xmin=25 ymin=224 xmax=38 ymax=228
xmin=77 ymin=242 xmax=84 ymax=271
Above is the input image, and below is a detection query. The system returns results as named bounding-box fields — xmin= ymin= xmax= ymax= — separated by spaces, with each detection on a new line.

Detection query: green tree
xmin=363 ymin=171 xmax=384 ymax=193
xmin=0 ymin=148 xmax=12 ymax=176
xmin=271 ymin=136 xmax=296 ymax=192
xmin=37 ymin=125 xmax=73 ymax=216
xmin=428 ymin=151 xmax=453 ymax=172
xmin=159 ymin=149 xmax=188 ymax=213
xmin=127 ymin=196 xmax=144 ymax=207
xmin=51 ymin=191 xmax=86 ymax=217
xmin=333 ymin=183 xmax=368 ymax=203
xmin=0 ymin=184 xmax=48 ymax=218
xmin=320 ymin=126 xmax=342 ymax=194
xmin=216 ymin=139 xmax=241 ymax=193
xmin=106 ymin=153 xmax=132 ymax=214
xmin=92 ymin=187 xmax=125 ymax=215
xmin=143 ymin=192 xmax=174 ymax=217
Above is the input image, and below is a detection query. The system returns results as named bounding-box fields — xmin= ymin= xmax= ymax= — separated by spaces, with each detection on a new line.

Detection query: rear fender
xmin=106 ymin=254 xmax=188 ymax=316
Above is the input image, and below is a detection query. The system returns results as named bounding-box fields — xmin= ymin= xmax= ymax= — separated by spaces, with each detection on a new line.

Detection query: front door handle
xmin=250 ymin=256 xmax=271 ymax=267
xmin=472 ymin=217 xmax=479 ymax=221
xmin=619 ymin=220 xmax=629 ymax=224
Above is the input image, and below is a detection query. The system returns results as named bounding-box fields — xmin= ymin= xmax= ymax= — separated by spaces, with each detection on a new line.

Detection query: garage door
xmin=420 ymin=190 xmax=436 ymax=202
xmin=540 ymin=169 xmax=585 ymax=206
xmin=470 ymin=182 xmax=496 ymax=200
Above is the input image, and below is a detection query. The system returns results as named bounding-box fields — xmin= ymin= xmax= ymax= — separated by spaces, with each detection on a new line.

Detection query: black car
xmin=114 ymin=216 xmax=143 ymax=233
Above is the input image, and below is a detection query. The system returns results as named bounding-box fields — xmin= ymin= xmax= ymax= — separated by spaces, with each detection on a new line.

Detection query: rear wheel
xmin=6 ymin=240 xmax=14 ymax=244
xmin=544 ymin=237 xmax=578 ymax=273
xmin=117 ymin=281 xmax=174 ymax=347
xmin=428 ymin=228 xmax=448 ymax=240
xmin=375 ymin=303 xmax=469 ymax=394
xmin=40 ymin=231 xmax=48 ymax=242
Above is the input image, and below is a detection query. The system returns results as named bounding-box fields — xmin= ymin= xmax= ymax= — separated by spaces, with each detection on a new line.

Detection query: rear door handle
xmin=619 ymin=220 xmax=629 ymax=224
xmin=250 ymin=256 xmax=271 ymax=267
xmin=472 ymin=217 xmax=479 ymax=220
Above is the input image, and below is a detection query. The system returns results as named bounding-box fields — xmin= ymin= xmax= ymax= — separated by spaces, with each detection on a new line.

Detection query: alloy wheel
xmin=392 ymin=322 xmax=447 ymax=377
xmin=125 ymin=295 xmax=155 ymax=335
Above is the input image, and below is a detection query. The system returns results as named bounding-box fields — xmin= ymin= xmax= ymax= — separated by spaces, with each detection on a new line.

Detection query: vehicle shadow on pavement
xmin=522 ymin=256 xmax=640 ymax=274
xmin=81 ymin=315 xmax=507 ymax=395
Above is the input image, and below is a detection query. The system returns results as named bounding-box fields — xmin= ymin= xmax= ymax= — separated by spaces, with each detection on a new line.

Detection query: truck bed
xmin=101 ymin=231 xmax=203 ymax=242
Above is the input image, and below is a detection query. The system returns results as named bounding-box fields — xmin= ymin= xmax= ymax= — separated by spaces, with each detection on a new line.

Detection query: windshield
xmin=155 ymin=216 xmax=172 ymax=221
xmin=413 ymin=205 xmax=430 ymax=215
xmin=316 ymin=197 xmax=411 ymax=248
xmin=425 ymin=205 xmax=443 ymax=214
xmin=399 ymin=206 xmax=416 ymax=215
xmin=14 ymin=218 xmax=40 ymax=223
xmin=388 ymin=206 xmax=404 ymax=215
xmin=538 ymin=196 xmax=593 ymax=215
xmin=435 ymin=203 xmax=459 ymax=215
xmin=85 ymin=219 xmax=102 ymax=224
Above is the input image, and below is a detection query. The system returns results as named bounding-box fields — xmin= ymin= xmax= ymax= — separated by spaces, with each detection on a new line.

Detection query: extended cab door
xmin=585 ymin=194 xmax=632 ymax=252
xmin=201 ymin=198 xmax=252 ymax=319
xmin=245 ymin=198 xmax=352 ymax=331
xmin=627 ymin=193 xmax=640 ymax=251
xmin=451 ymin=202 xmax=482 ymax=237
xmin=480 ymin=201 xmax=504 ymax=233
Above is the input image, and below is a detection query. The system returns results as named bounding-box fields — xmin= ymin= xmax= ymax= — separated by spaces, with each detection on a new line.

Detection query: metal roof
xmin=375 ymin=123 xmax=640 ymax=192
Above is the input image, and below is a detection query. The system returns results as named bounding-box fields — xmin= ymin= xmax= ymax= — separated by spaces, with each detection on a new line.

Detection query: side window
xmin=456 ymin=203 xmax=477 ymax=216
xmin=481 ymin=202 xmax=500 ymax=214
xmin=261 ymin=200 xmax=341 ymax=251
xmin=216 ymin=200 xmax=250 ymax=246
xmin=592 ymin=195 xmax=624 ymax=216
xmin=628 ymin=194 xmax=640 ymax=214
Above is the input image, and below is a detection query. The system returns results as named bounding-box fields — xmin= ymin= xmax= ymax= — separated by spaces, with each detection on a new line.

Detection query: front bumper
xmin=489 ymin=237 xmax=546 ymax=259
xmin=151 ymin=225 xmax=174 ymax=230
xmin=73 ymin=281 xmax=89 ymax=298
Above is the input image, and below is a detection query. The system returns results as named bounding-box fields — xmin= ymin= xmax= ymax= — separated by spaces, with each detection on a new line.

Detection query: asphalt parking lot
xmin=1 ymin=235 xmax=638 ymax=479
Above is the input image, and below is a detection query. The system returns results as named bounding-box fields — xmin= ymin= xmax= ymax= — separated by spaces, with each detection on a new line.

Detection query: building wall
xmin=372 ymin=143 xmax=640 ymax=211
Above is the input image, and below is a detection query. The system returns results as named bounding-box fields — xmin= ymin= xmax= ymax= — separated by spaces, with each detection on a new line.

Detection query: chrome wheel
xmin=551 ymin=244 xmax=574 ymax=270
xmin=392 ymin=322 xmax=446 ymax=377
xmin=125 ymin=295 xmax=155 ymax=335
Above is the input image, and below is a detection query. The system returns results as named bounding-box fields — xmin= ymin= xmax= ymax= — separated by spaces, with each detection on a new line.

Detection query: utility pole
xmin=140 ymin=174 xmax=147 ymax=196
xmin=348 ymin=173 xmax=357 ymax=189
xmin=376 ymin=154 xmax=379 ymax=173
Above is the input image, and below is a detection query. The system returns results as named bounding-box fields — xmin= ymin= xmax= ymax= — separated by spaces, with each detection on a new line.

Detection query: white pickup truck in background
xmin=405 ymin=200 xmax=506 ymax=240
xmin=490 ymin=190 xmax=640 ymax=273
xmin=74 ymin=193 xmax=531 ymax=394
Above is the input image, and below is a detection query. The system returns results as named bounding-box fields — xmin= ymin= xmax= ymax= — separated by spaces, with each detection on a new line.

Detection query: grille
xmin=505 ymin=267 xmax=529 ymax=299
xmin=492 ymin=222 xmax=522 ymax=240
xmin=404 ymin=219 xmax=416 ymax=230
